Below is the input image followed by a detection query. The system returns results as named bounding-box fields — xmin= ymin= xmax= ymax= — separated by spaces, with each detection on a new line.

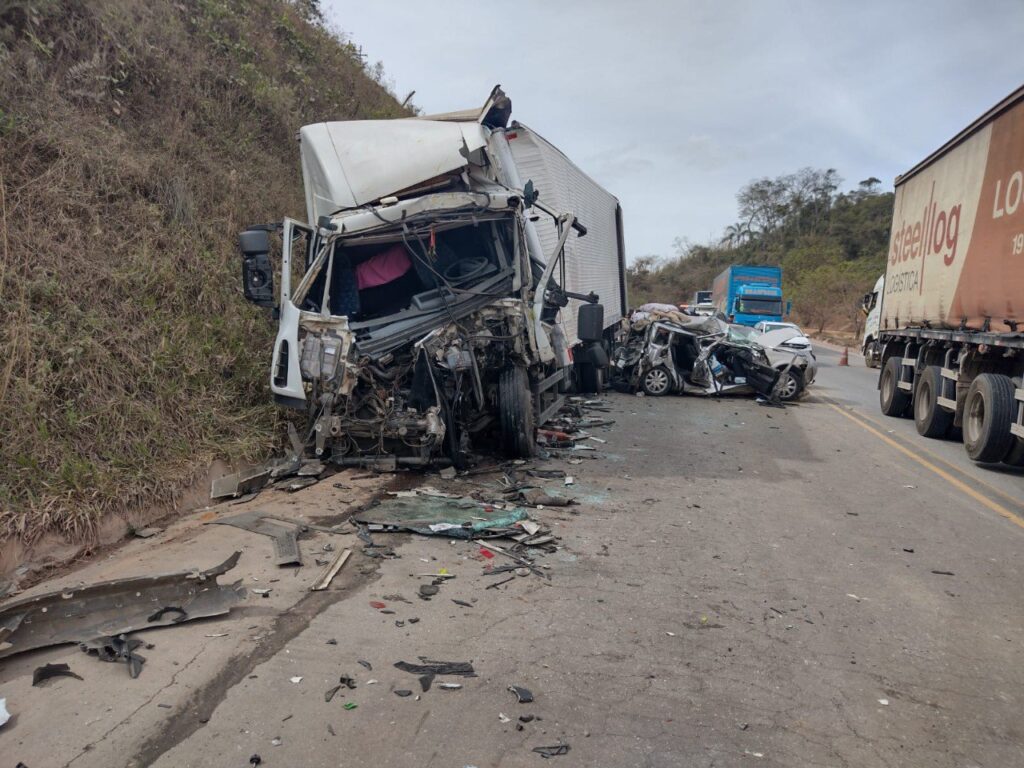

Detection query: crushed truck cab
xmin=239 ymin=88 xmax=623 ymax=467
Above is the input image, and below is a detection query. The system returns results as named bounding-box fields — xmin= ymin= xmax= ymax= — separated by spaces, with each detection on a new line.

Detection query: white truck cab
xmin=860 ymin=275 xmax=883 ymax=368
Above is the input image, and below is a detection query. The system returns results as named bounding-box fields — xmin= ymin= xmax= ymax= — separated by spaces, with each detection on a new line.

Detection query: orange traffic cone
xmin=838 ymin=347 xmax=849 ymax=366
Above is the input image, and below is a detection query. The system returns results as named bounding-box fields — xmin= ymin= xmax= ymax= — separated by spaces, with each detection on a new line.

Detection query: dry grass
xmin=0 ymin=0 xmax=406 ymax=543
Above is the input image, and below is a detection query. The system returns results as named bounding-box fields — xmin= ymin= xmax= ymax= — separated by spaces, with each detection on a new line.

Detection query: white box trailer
xmin=874 ymin=85 xmax=1024 ymax=466
xmin=503 ymin=124 xmax=627 ymax=348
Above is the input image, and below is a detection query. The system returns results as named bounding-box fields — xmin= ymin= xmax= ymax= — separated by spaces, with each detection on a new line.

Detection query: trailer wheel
xmin=914 ymin=366 xmax=954 ymax=438
xmin=641 ymin=366 xmax=672 ymax=396
xmin=963 ymin=373 xmax=1016 ymax=463
xmin=577 ymin=362 xmax=604 ymax=395
xmin=879 ymin=357 xmax=910 ymax=417
xmin=1003 ymin=439 xmax=1024 ymax=468
xmin=499 ymin=365 xmax=536 ymax=458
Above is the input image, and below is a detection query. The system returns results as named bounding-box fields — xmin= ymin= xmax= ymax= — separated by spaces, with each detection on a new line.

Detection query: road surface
xmin=1 ymin=353 xmax=1022 ymax=768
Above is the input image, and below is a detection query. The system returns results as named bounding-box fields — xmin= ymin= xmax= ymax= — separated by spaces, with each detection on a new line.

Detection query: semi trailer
xmin=874 ymin=86 xmax=1024 ymax=466
xmin=237 ymin=87 xmax=626 ymax=468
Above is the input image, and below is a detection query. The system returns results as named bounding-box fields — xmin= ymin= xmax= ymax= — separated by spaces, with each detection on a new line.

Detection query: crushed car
xmin=610 ymin=305 xmax=812 ymax=400
xmin=239 ymin=87 xmax=626 ymax=468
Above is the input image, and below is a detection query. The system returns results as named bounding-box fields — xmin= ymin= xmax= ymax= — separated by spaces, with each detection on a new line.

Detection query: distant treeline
xmin=628 ymin=168 xmax=893 ymax=335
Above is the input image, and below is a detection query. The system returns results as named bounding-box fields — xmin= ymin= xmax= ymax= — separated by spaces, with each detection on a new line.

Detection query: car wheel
xmin=776 ymin=368 xmax=803 ymax=401
xmin=641 ymin=366 xmax=672 ymax=396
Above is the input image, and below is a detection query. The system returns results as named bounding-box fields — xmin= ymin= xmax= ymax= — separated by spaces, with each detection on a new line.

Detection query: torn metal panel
xmin=211 ymin=466 xmax=272 ymax=500
xmin=208 ymin=512 xmax=303 ymax=567
xmin=0 ymin=552 xmax=245 ymax=660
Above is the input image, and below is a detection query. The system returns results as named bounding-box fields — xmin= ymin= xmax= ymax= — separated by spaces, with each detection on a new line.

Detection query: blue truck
xmin=711 ymin=265 xmax=788 ymax=326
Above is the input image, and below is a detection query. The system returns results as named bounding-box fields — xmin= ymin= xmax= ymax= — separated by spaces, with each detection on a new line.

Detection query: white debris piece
xmin=0 ymin=698 xmax=9 ymax=729
xmin=878 ymin=698 xmax=889 ymax=706
xmin=290 ymin=676 xmax=303 ymax=684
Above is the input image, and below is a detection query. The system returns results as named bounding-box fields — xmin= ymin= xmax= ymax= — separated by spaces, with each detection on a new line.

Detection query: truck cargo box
xmin=882 ymin=86 xmax=1024 ymax=333
xmin=505 ymin=124 xmax=627 ymax=345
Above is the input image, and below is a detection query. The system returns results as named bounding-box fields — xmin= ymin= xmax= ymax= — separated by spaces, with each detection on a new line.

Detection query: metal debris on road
xmin=0 ymin=698 xmax=9 ymax=729
xmin=533 ymin=744 xmax=571 ymax=758
xmin=80 ymin=634 xmax=147 ymax=678
xmin=354 ymin=493 xmax=528 ymax=537
xmin=0 ymin=552 xmax=245 ymax=660
xmin=32 ymin=663 xmax=83 ymax=686
xmin=133 ymin=527 xmax=163 ymax=539
xmin=358 ymin=660 xmax=372 ymax=670
xmin=394 ymin=689 xmax=413 ymax=697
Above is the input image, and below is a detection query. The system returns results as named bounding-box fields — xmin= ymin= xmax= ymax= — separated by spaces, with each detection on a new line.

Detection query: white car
xmin=752 ymin=326 xmax=818 ymax=397
xmin=752 ymin=320 xmax=802 ymax=335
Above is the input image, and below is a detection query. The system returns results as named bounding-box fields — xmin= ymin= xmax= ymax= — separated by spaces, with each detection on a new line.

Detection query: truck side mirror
xmin=239 ymin=229 xmax=275 ymax=308
xmin=577 ymin=302 xmax=604 ymax=342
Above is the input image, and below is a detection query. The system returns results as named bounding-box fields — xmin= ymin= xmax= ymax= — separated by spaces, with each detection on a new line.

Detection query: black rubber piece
xmin=499 ymin=366 xmax=537 ymax=458
xmin=914 ymin=365 xmax=954 ymax=438
xmin=879 ymin=356 xmax=910 ymax=417
xmin=963 ymin=373 xmax=1016 ymax=463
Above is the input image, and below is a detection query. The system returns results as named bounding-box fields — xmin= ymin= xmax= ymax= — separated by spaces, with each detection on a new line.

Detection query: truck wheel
xmin=499 ymin=366 xmax=536 ymax=458
xmin=577 ymin=362 xmax=604 ymax=394
xmin=914 ymin=366 xmax=954 ymax=438
xmin=1003 ymin=439 xmax=1024 ymax=468
xmin=641 ymin=366 xmax=672 ymax=396
xmin=963 ymin=373 xmax=1016 ymax=463
xmin=879 ymin=357 xmax=910 ymax=417
xmin=864 ymin=340 xmax=880 ymax=369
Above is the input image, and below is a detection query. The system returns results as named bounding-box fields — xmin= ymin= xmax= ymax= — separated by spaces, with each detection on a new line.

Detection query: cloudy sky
xmin=324 ymin=0 xmax=1024 ymax=261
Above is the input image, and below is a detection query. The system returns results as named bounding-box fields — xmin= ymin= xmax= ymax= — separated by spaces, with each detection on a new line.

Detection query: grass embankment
xmin=0 ymin=0 xmax=405 ymax=543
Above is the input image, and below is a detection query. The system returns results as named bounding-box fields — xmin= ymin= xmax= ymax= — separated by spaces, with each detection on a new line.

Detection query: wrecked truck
xmin=238 ymin=88 xmax=626 ymax=467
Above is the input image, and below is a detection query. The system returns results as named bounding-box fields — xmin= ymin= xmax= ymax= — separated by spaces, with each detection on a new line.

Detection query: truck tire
xmin=879 ymin=357 xmax=910 ymax=417
xmin=499 ymin=366 xmax=536 ymax=458
xmin=577 ymin=362 xmax=604 ymax=395
xmin=864 ymin=339 xmax=880 ymax=368
xmin=914 ymin=366 xmax=954 ymax=438
xmin=963 ymin=373 xmax=1016 ymax=463
xmin=1004 ymin=439 xmax=1024 ymax=468
xmin=641 ymin=366 xmax=672 ymax=396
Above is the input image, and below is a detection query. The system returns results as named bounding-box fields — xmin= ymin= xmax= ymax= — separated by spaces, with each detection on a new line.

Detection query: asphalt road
xmin=2 ymin=359 xmax=1023 ymax=767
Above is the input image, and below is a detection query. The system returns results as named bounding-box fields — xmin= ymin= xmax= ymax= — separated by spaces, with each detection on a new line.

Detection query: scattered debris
xmin=532 ymin=744 xmax=570 ymax=758
xmin=311 ymin=549 xmax=351 ymax=591
xmin=931 ymin=570 xmax=955 ymax=576
xmin=452 ymin=599 xmax=474 ymax=609
xmin=0 ymin=698 xmax=8 ymax=729
xmin=252 ymin=588 xmax=272 ymax=598
xmin=80 ymin=634 xmax=147 ymax=678
xmin=208 ymin=512 xmax=304 ymax=567
xmin=508 ymin=685 xmax=534 ymax=703
xmin=878 ymin=698 xmax=889 ymax=706
xmin=370 ymin=601 xmax=387 ymax=609
xmin=343 ymin=702 xmax=358 ymax=710
xmin=499 ymin=713 xmax=511 ymax=723
xmin=354 ymin=493 xmax=528 ymax=537
xmin=358 ymin=660 xmax=372 ymax=671
xmin=249 ymin=755 xmax=262 ymax=766
xmin=32 ymin=663 xmax=83 ymax=686
xmin=419 ymin=585 xmax=440 ymax=599
xmin=290 ymin=676 xmax=303 ymax=684
xmin=211 ymin=465 xmax=272 ymax=500
xmin=394 ymin=690 xmax=413 ymax=697
xmin=133 ymin=527 xmax=163 ymax=539
xmin=439 ymin=683 xmax=463 ymax=690
xmin=0 ymin=552 xmax=245 ymax=660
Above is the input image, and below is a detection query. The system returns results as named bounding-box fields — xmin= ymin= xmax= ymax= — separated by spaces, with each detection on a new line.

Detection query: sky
xmin=323 ymin=0 xmax=1024 ymax=262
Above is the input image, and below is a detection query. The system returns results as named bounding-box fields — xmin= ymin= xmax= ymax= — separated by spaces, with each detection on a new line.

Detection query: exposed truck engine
xmin=238 ymin=88 xmax=625 ymax=468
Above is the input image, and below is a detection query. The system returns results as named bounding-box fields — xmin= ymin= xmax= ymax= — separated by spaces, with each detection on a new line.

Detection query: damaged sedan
xmin=611 ymin=307 xmax=811 ymax=400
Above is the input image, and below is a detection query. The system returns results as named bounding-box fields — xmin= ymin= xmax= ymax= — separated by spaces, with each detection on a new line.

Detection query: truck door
xmin=270 ymin=218 xmax=318 ymax=405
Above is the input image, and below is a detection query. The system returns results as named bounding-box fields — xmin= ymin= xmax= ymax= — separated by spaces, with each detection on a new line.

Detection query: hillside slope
xmin=0 ymin=0 xmax=406 ymax=544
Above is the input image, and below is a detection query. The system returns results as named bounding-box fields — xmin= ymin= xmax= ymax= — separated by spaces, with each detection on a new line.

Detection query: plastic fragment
xmin=290 ymin=676 xmax=303 ymax=684
xmin=32 ymin=663 xmax=83 ymax=686
xmin=508 ymin=685 xmax=534 ymax=703
xmin=343 ymin=702 xmax=358 ymax=710
xmin=369 ymin=600 xmax=386 ymax=609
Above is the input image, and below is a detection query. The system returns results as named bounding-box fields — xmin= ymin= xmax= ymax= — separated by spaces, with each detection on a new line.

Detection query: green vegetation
xmin=628 ymin=169 xmax=893 ymax=335
xmin=0 ymin=0 xmax=407 ymax=543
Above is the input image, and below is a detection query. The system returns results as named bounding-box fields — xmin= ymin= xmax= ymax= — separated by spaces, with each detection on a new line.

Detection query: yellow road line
xmin=813 ymin=393 xmax=1024 ymax=512
xmin=826 ymin=403 xmax=1024 ymax=531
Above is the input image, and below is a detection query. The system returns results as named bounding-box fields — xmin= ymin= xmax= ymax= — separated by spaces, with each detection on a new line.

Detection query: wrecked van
xmin=238 ymin=88 xmax=626 ymax=467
